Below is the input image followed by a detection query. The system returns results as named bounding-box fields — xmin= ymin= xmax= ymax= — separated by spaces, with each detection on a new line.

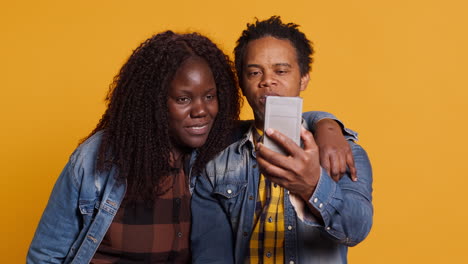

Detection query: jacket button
xmin=227 ymin=189 xmax=232 ymax=194
xmin=289 ymin=261 xmax=295 ymax=264
xmin=287 ymin=225 xmax=293 ymax=230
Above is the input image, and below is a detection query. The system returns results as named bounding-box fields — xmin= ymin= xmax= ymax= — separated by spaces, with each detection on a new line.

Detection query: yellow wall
xmin=1 ymin=0 xmax=467 ymax=262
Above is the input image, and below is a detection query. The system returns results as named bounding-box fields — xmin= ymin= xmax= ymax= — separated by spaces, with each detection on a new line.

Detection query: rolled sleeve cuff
xmin=301 ymin=169 xmax=344 ymax=230
xmin=311 ymin=170 xmax=343 ymax=222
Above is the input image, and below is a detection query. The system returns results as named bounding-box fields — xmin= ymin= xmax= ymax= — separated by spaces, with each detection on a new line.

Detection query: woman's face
xmin=167 ymin=57 xmax=219 ymax=152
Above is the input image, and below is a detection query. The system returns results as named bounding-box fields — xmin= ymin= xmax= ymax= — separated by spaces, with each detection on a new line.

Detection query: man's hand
xmin=256 ymin=127 xmax=321 ymax=202
xmin=314 ymin=119 xmax=357 ymax=182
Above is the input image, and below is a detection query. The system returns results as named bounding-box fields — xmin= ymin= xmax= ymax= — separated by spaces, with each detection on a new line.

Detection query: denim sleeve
xmin=302 ymin=111 xmax=358 ymax=141
xmin=27 ymin=157 xmax=82 ymax=263
xmin=191 ymin=172 xmax=235 ymax=264
xmin=302 ymin=141 xmax=373 ymax=246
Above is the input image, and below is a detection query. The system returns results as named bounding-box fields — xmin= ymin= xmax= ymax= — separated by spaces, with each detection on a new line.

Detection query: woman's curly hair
xmin=84 ymin=31 xmax=241 ymax=199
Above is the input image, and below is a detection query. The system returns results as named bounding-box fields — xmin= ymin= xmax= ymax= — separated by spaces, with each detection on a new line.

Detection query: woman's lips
xmin=185 ymin=123 xmax=210 ymax=135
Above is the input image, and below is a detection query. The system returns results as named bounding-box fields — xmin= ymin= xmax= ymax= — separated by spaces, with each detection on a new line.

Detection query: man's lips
xmin=259 ymin=93 xmax=280 ymax=105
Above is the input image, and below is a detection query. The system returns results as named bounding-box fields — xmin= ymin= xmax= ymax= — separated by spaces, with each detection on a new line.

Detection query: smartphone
xmin=263 ymin=96 xmax=303 ymax=155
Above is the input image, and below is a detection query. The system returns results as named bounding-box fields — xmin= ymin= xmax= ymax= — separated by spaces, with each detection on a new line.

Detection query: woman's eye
xmin=176 ymin=97 xmax=190 ymax=104
xmin=206 ymin=94 xmax=217 ymax=100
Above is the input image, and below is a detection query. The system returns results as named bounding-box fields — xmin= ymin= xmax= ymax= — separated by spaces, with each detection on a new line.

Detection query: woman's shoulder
xmin=70 ymin=131 xmax=104 ymax=163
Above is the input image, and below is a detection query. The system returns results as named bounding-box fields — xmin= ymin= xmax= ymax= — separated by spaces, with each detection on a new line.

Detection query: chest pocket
xmin=213 ymin=181 xmax=247 ymax=230
xmin=78 ymin=199 xmax=98 ymax=227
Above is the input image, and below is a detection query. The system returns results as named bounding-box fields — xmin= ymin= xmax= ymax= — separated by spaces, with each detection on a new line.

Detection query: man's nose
xmin=259 ymin=71 xmax=276 ymax=88
xmin=190 ymin=99 xmax=207 ymax=118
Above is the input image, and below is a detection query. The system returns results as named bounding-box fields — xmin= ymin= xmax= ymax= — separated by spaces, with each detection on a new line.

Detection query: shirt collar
xmin=236 ymin=122 xmax=257 ymax=153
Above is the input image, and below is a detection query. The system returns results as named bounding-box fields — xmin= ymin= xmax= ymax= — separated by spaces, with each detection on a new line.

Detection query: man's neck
xmin=254 ymin=119 xmax=264 ymax=132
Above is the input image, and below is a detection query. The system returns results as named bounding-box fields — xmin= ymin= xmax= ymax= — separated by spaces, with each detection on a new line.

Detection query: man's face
xmin=240 ymin=36 xmax=310 ymax=129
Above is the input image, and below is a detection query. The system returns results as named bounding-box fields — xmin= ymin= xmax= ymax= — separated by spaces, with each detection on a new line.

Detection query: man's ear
xmin=300 ymin=73 xmax=310 ymax=92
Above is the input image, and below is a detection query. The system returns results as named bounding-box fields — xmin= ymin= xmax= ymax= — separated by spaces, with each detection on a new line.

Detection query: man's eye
xmin=276 ymin=70 xmax=288 ymax=75
xmin=248 ymin=71 xmax=261 ymax=76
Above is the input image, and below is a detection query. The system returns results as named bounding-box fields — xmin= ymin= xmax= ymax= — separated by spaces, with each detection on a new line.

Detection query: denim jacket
xmin=27 ymin=131 xmax=127 ymax=263
xmin=27 ymin=130 xmax=200 ymax=264
xmin=191 ymin=111 xmax=373 ymax=264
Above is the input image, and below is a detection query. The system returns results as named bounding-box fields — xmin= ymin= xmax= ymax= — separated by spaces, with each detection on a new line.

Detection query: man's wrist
xmin=299 ymin=167 xmax=321 ymax=204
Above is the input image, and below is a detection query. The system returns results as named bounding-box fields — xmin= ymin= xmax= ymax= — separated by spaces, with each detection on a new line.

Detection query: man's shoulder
xmin=204 ymin=120 xmax=254 ymax=173
xmin=230 ymin=120 xmax=254 ymax=142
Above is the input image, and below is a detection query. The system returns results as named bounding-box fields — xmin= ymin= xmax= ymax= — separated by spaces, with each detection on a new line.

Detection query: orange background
xmin=1 ymin=0 xmax=467 ymax=262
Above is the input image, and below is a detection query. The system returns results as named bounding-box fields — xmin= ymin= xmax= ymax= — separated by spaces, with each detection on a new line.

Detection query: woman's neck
xmin=170 ymin=147 xmax=190 ymax=168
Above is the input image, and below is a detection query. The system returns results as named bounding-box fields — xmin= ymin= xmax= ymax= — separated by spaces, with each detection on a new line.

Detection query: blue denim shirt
xmin=191 ymin=111 xmax=373 ymax=264
xmin=27 ymin=131 xmax=127 ymax=263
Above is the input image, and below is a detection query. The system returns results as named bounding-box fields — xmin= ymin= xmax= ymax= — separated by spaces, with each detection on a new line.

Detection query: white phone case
xmin=263 ymin=96 xmax=303 ymax=155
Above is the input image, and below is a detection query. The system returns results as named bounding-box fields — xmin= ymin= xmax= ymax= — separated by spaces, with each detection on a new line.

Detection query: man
xmin=191 ymin=16 xmax=373 ymax=264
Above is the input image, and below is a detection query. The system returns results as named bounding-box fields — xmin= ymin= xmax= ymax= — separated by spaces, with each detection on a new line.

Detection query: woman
xmin=27 ymin=31 xmax=240 ymax=263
